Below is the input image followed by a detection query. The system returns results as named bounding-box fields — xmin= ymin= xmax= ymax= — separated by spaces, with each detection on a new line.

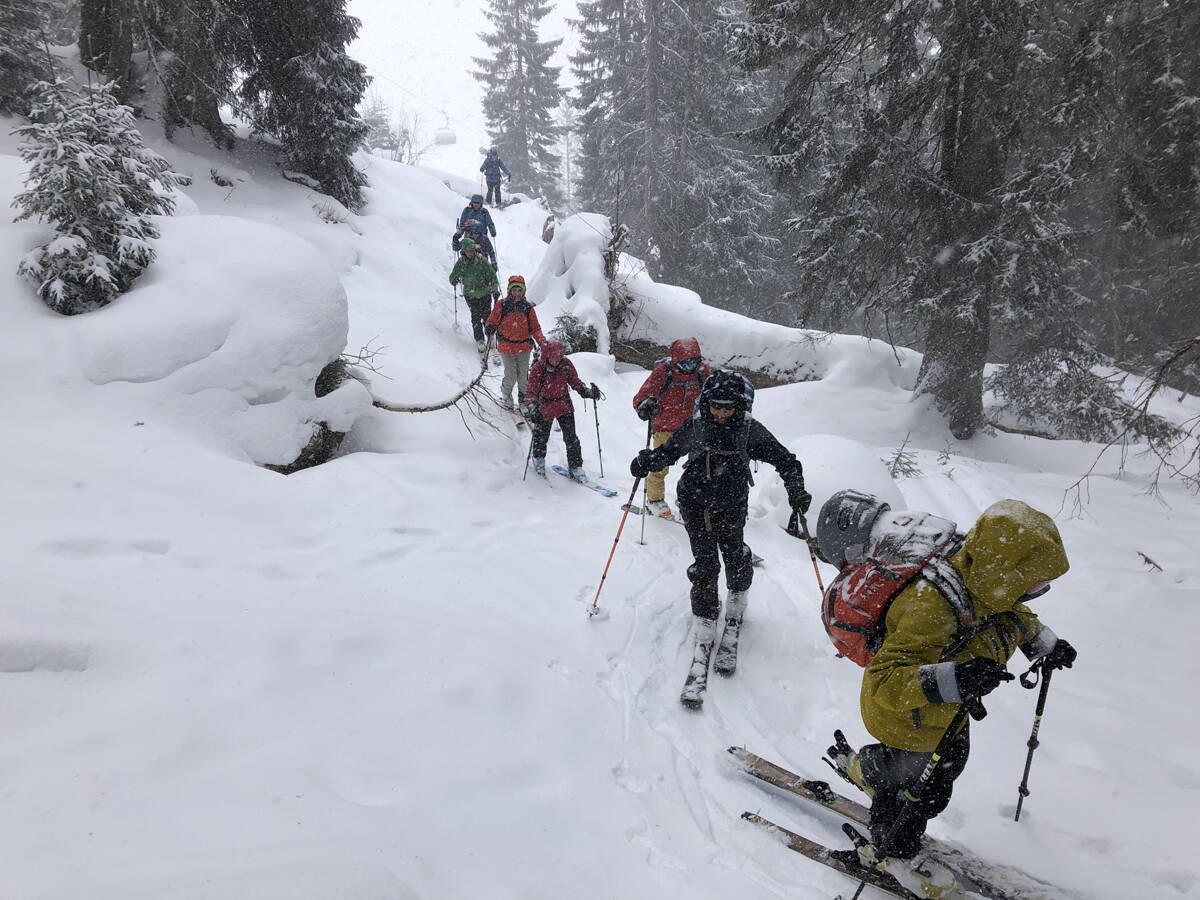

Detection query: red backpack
xmin=821 ymin=511 xmax=975 ymax=666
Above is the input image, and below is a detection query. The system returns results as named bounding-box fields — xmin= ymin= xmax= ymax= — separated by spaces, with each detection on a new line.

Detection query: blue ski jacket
xmin=480 ymin=155 xmax=510 ymax=184
xmin=458 ymin=204 xmax=496 ymax=235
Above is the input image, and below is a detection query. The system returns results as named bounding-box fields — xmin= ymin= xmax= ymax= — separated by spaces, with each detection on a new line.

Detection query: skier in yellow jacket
xmin=826 ymin=499 xmax=1077 ymax=899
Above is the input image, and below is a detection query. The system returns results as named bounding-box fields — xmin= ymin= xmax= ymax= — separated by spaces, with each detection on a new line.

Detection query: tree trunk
xmin=915 ymin=0 xmax=1023 ymax=438
xmin=79 ymin=0 xmax=132 ymax=100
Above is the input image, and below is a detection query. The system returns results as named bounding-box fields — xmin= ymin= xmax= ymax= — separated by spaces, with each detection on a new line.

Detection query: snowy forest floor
xmin=1 ymin=122 xmax=1198 ymax=900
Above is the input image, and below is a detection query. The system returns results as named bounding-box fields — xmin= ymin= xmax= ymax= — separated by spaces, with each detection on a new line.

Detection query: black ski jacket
xmin=642 ymin=413 xmax=805 ymax=511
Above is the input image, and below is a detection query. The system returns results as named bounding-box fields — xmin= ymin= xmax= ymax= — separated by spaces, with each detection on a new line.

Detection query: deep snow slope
xmin=1 ymin=118 xmax=1198 ymax=900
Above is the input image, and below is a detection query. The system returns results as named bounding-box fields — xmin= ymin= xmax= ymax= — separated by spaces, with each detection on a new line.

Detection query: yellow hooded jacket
xmin=860 ymin=500 xmax=1070 ymax=752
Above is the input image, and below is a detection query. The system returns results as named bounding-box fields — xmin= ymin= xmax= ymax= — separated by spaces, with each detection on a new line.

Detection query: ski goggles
xmin=708 ymin=398 xmax=737 ymax=409
xmin=676 ymin=357 xmax=701 ymax=374
xmin=1022 ymin=580 xmax=1052 ymax=600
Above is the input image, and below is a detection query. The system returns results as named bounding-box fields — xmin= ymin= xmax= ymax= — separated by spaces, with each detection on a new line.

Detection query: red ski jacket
xmin=631 ymin=337 xmax=710 ymax=433
xmin=526 ymin=357 xmax=588 ymax=420
xmin=487 ymin=295 xmax=546 ymax=354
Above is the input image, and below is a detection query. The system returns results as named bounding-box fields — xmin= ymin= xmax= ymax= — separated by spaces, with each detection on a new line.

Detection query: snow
xmin=2 ymin=109 xmax=1200 ymax=900
xmin=529 ymin=212 xmax=613 ymax=352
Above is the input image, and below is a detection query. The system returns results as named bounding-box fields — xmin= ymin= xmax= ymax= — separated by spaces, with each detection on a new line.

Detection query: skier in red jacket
xmin=522 ymin=340 xmax=600 ymax=481
xmin=630 ymin=337 xmax=710 ymax=519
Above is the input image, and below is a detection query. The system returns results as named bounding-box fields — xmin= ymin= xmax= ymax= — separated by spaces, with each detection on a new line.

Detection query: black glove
xmin=630 ymin=448 xmax=655 ymax=479
xmin=451 ymin=236 xmax=461 ymax=251
xmin=955 ymin=658 xmax=1014 ymax=699
xmin=636 ymin=397 xmax=660 ymax=421
xmin=787 ymin=482 xmax=812 ymax=514
xmin=1042 ymin=638 xmax=1076 ymax=671
xmin=485 ymin=324 xmax=497 ymax=338
xmin=521 ymin=402 xmax=542 ymax=425
xmin=589 ymin=383 xmax=602 ymax=401
xmin=492 ymin=291 xmax=500 ymax=301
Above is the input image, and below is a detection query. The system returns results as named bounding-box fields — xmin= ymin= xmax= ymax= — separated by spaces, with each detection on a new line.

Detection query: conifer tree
xmin=475 ymin=0 xmax=564 ymax=204
xmin=573 ymin=0 xmax=780 ymax=306
xmin=0 ymin=0 xmax=52 ymax=114
xmin=238 ymin=0 xmax=370 ymax=209
xmin=728 ymin=0 xmax=1112 ymax=438
xmin=13 ymin=77 xmax=181 ymax=314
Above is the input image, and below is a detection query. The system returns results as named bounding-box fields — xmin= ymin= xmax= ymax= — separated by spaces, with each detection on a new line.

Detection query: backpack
xmin=821 ymin=509 xmax=976 ymax=666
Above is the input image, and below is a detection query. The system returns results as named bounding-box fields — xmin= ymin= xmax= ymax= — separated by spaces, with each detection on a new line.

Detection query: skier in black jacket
xmin=629 ymin=371 xmax=811 ymax=639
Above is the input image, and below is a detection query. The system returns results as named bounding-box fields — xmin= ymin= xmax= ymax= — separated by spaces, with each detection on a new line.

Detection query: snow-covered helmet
xmin=460 ymin=238 xmax=477 ymax=252
xmin=542 ymin=340 xmax=566 ymax=366
xmin=470 ymin=194 xmax=484 ymax=204
xmin=700 ymin=370 xmax=754 ymax=412
xmin=463 ymin=218 xmax=483 ymax=233
xmin=815 ymin=489 xmax=890 ymax=568
xmin=488 ymin=147 xmax=498 ymax=155
xmin=507 ymin=274 xmax=526 ymax=293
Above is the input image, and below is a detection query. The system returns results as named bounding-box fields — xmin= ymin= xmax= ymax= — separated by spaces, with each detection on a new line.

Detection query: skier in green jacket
xmin=449 ymin=238 xmax=500 ymax=353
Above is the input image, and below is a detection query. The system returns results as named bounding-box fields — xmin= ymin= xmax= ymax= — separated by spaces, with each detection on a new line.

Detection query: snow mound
xmin=68 ymin=214 xmax=372 ymax=466
xmin=529 ymin=212 xmax=614 ymax=352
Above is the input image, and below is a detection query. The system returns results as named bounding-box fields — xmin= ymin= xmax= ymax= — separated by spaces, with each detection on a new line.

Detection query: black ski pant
xmin=532 ymin=412 xmax=582 ymax=470
xmin=677 ymin=499 xmax=754 ymax=620
xmin=486 ymin=181 xmax=503 ymax=205
xmin=859 ymin=727 xmax=971 ymax=860
xmin=464 ymin=294 xmax=491 ymax=343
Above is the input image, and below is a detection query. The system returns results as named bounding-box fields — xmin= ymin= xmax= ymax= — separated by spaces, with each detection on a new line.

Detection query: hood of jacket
xmin=670 ymin=337 xmax=701 ymax=365
xmin=952 ymin=499 xmax=1070 ymax=616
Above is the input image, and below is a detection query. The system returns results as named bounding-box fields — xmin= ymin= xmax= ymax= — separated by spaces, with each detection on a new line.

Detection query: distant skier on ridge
xmin=480 ymin=148 xmax=510 ymax=206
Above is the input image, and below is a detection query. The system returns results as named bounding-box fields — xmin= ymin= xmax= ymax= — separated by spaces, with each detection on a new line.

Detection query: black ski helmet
xmin=815 ymin=489 xmax=890 ymax=568
xmin=700 ymin=370 xmax=754 ymax=412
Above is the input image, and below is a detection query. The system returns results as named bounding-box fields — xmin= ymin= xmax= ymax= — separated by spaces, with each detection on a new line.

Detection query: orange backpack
xmin=821 ymin=511 xmax=974 ymax=666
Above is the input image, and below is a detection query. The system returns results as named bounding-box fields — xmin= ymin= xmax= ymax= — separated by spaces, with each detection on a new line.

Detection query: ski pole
xmin=639 ymin=421 xmax=651 ymax=545
xmin=453 ymin=283 xmax=460 ymax=330
xmin=787 ymin=510 xmax=826 ymax=593
xmin=588 ymin=477 xmax=643 ymax=620
xmin=1014 ymin=664 xmax=1054 ymax=822
xmin=591 ymin=384 xmax=606 ymax=478
xmin=847 ymin=700 xmax=976 ymax=900
xmin=522 ymin=425 xmax=534 ymax=481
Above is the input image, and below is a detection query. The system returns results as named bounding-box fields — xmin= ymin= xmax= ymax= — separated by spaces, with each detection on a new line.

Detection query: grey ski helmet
xmin=700 ymin=370 xmax=754 ymax=412
xmin=815 ymin=489 xmax=890 ymax=568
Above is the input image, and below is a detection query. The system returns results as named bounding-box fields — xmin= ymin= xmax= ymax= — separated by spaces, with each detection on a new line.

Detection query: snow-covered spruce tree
xmin=144 ymin=0 xmax=241 ymax=147
xmin=572 ymin=0 xmax=781 ymax=308
xmin=727 ymin=1 xmax=1112 ymax=439
xmin=1071 ymin=1 xmax=1200 ymax=382
xmin=238 ymin=0 xmax=369 ymax=209
xmin=13 ymin=77 xmax=180 ymax=315
xmin=0 ymin=0 xmax=52 ymax=114
xmin=475 ymin=0 xmax=564 ymax=205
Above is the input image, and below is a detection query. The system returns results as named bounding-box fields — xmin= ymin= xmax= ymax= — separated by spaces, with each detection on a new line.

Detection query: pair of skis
xmin=680 ymin=616 xmax=741 ymax=708
xmin=730 ymin=747 xmax=1063 ymax=900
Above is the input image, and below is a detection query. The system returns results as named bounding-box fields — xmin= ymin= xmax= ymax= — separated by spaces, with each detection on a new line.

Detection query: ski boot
xmin=824 ymin=729 xmax=875 ymax=798
xmin=837 ymin=827 xmax=964 ymax=900
xmin=879 ymin=852 xmax=963 ymax=899
xmin=646 ymin=499 xmax=673 ymax=519
xmin=532 ymin=456 xmax=546 ymax=477
xmin=568 ymin=466 xmax=588 ymax=483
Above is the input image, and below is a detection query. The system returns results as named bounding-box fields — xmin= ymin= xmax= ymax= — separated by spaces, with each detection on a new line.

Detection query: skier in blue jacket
xmin=457 ymin=194 xmax=496 ymax=236
xmin=480 ymin=148 xmax=510 ymax=206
